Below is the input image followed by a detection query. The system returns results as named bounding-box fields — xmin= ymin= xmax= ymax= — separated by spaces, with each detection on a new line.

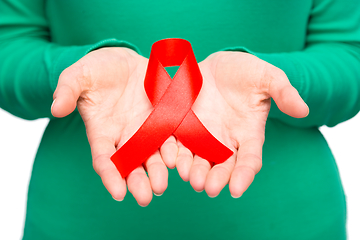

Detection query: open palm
xmin=175 ymin=51 xmax=309 ymax=198
xmin=51 ymin=47 xmax=177 ymax=206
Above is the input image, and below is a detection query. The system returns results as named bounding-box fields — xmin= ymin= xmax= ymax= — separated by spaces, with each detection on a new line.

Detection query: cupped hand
xmin=51 ymin=47 xmax=178 ymax=206
xmin=175 ymin=51 xmax=309 ymax=198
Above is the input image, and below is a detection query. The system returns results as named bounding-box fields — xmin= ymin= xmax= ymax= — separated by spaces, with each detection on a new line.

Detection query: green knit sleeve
xmin=0 ymin=0 xmax=140 ymax=120
xmin=225 ymin=0 xmax=360 ymax=128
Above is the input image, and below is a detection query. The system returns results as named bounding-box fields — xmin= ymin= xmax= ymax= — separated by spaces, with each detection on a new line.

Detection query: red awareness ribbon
xmin=111 ymin=38 xmax=233 ymax=178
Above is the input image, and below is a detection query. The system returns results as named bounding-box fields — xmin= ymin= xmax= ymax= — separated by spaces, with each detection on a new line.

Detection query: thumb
xmin=51 ymin=64 xmax=85 ymax=118
xmin=268 ymin=68 xmax=309 ymax=118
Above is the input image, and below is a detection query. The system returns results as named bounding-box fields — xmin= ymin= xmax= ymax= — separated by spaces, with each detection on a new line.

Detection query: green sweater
xmin=1 ymin=0 xmax=359 ymax=239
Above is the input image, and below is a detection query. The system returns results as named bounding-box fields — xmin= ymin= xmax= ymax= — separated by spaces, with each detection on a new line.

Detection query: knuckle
xmin=215 ymin=51 xmax=229 ymax=62
xmin=92 ymin=154 xmax=109 ymax=175
xmin=213 ymin=164 xmax=232 ymax=178
xmin=176 ymin=152 xmax=192 ymax=165
xmin=61 ymin=60 xmax=92 ymax=89
xmin=128 ymin=169 xmax=147 ymax=183
xmin=114 ymin=47 xmax=130 ymax=56
xmin=268 ymin=65 xmax=288 ymax=82
xmin=193 ymin=162 xmax=211 ymax=172
xmin=255 ymin=135 xmax=265 ymax=145
xmin=263 ymin=65 xmax=288 ymax=94
xmin=92 ymin=158 xmax=102 ymax=175
xmin=146 ymin=161 xmax=165 ymax=173
xmin=177 ymin=146 xmax=192 ymax=159
xmin=237 ymin=152 xmax=262 ymax=174
xmin=234 ymin=165 xmax=256 ymax=180
xmin=213 ymin=51 xmax=230 ymax=69
xmin=215 ymin=51 xmax=238 ymax=66
xmin=75 ymin=61 xmax=92 ymax=87
xmin=58 ymin=67 xmax=73 ymax=84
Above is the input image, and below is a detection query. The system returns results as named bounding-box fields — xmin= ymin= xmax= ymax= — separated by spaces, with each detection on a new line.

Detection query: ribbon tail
xmin=174 ymin=110 xmax=233 ymax=164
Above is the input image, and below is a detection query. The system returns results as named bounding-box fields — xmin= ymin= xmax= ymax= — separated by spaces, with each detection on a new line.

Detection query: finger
xmin=175 ymin=141 xmax=194 ymax=182
xmin=268 ymin=67 xmax=309 ymax=118
xmin=160 ymin=135 xmax=178 ymax=169
xmin=144 ymin=150 xmax=168 ymax=196
xmin=51 ymin=63 xmax=85 ymax=118
xmin=204 ymin=153 xmax=236 ymax=198
xmin=229 ymin=138 xmax=263 ymax=198
xmin=91 ymin=136 xmax=127 ymax=201
xmin=126 ymin=166 xmax=153 ymax=207
xmin=189 ymin=155 xmax=211 ymax=192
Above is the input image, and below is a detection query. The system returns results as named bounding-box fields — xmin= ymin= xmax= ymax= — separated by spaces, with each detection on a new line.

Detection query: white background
xmin=0 ymin=108 xmax=359 ymax=239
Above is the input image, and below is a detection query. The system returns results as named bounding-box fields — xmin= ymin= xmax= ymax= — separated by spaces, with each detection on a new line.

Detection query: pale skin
xmin=51 ymin=47 xmax=308 ymax=206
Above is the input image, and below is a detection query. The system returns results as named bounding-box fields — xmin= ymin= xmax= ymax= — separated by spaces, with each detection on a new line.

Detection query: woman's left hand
xmin=175 ymin=51 xmax=309 ymax=198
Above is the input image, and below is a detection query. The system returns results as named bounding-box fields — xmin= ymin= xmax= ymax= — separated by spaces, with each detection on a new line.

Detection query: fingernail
xmin=194 ymin=189 xmax=203 ymax=193
xmin=112 ymin=196 xmax=124 ymax=202
xmin=51 ymin=99 xmax=56 ymax=110
xmin=305 ymin=103 xmax=310 ymax=117
xmin=231 ymin=194 xmax=241 ymax=199
xmin=154 ymin=192 xmax=163 ymax=197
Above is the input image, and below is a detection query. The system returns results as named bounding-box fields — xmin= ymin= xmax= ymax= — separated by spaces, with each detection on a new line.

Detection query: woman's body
xmin=1 ymin=0 xmax=359 ymax=239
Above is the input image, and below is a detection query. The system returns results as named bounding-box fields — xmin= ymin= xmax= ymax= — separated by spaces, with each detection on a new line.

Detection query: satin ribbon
xmin=111 ymin=38 xmax=233 ymax=178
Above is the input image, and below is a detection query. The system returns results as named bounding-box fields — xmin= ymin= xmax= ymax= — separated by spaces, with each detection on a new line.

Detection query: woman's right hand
xmin=51 ymin=47 xmax=178 ymax=206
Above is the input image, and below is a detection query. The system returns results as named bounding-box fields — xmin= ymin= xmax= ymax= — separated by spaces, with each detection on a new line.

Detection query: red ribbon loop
xmin=111 ymin=39 xmax=233 ymax=178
